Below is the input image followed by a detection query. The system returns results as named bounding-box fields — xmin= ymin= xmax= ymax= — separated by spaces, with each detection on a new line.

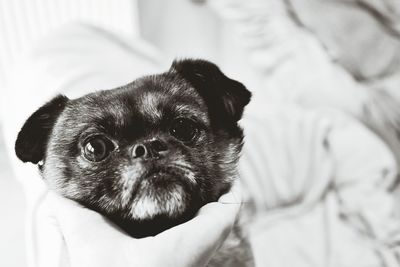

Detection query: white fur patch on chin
xmin=129 ymin=182 xmax=187 ymax=220
xmin=120 ymin=165 xmax=145 ymax=207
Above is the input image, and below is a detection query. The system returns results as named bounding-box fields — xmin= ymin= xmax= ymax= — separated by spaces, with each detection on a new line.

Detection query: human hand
xmin=49 ymin=180 xmax=242 ymax=267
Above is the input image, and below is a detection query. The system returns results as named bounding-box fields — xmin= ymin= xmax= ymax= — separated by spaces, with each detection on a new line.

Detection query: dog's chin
xmin=111 ymin=171 xmax=201 ymax=238
xmin=129 ymin=176 xmax=189 ymax=221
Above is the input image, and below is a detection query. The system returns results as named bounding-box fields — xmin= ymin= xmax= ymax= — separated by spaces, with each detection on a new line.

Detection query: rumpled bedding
xmin=2 ymin=12 xmax=400 ymax=267
xmin=210 ymin=0 xmax=400 ymax=165
xmin=211 ymin=0 xmax=400 ymax=265
xmin=240 ymin=108 xmax=400 ymax=266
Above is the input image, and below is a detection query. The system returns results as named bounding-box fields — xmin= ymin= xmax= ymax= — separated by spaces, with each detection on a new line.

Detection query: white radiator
xmin=0 ymin=0 xmax=140 ymax=87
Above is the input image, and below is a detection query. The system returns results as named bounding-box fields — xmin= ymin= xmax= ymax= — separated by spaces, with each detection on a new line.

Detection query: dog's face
xmin=15 ymin=59 xmax=251 ymax=237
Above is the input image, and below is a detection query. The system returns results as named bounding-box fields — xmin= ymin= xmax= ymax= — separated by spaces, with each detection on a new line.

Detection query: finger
xmin=218 ymin=177 xmax=243 ymax=204
xmin=156 ymin=200 xmax=241 ymax=267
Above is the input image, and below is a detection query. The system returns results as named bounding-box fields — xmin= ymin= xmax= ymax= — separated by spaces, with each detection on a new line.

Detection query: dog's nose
xmin=132 ymin=139 xmax=168 ymax=159
xmin=149 ymin=140 xmax=168 ymax=153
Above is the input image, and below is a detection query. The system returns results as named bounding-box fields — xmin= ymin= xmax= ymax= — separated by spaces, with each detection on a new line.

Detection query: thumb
xmin=218 ymin=177 xmax=243 ymax=204
xmin=156 ymin=184 xmax=242 ymax=267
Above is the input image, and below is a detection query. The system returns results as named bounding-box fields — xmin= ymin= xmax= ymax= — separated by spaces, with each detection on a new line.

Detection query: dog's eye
xmin=83 ymin=136 xmax=114 ymax=162
xmin=170 ymin=118 xmax=199 ymax=142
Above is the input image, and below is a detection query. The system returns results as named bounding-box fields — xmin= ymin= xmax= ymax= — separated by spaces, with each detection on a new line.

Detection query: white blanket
xmin=209 ymin=2 xmax=400 ymax=264
xmin=240 ymin=107 xmax=400 ymax=266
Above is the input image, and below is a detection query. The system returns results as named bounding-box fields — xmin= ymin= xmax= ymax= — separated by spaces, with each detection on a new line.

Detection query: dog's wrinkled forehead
xmin=133 ymin=75 xmax=208 ymax=123
xmin=59 ymin=75 xmax=208 ymax=138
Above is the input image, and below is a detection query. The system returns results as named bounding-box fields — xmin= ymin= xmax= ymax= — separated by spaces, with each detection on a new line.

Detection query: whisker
xmin=167 ymin=164 xmax=197 ymax=184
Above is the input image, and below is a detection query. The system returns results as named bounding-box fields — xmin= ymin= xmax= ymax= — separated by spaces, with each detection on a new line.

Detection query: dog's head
xmin=15 ymin=59 xmax=251 ymax=237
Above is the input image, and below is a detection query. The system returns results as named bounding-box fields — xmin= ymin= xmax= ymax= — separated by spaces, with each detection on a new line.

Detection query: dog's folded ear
xmin=171 ymin=59 xmax=251 ymax=123
xmin=15 ymin=94 xmax=69 ymax=164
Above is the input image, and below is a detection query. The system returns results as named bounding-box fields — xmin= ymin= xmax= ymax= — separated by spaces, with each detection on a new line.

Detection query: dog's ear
xmin=171 ymin=59 xmax=251 ymax=123
xmin=15 ymin=94 xmax=69 ymax=164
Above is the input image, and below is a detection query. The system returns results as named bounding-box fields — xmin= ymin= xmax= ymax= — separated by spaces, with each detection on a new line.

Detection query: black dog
xmin=15 ymin=59 xmax=251 ymax=240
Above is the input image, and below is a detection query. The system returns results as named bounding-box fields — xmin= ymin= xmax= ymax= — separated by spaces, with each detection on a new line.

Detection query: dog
xmin=15 ymin=59 xmax=253 ymax=264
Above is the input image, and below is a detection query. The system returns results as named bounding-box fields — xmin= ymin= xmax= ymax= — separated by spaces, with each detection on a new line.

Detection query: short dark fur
xmin=15 ymin=59 xmax=251 ymax=238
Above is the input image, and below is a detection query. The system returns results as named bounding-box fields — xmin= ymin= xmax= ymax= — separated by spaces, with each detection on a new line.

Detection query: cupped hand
xmin=49 ymin=181 xmax=242 ymax=267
